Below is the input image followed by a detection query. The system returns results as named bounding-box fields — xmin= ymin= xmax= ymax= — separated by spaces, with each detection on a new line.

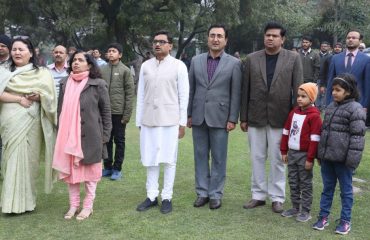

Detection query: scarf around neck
xmin=52 ymin=71 xmax=89 ymax=176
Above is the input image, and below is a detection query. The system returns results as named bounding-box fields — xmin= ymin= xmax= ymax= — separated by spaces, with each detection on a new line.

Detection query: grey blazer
xmin=240 ymin=49 xmax=303 ymax=128
xmin=188 ymin=52 xmax=242 ymax=128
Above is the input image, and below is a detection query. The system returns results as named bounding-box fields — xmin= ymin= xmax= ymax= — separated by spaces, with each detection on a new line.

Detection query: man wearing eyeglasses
xmin=187 ymin=24 xmax=242 ymax=210
xmin=326 ymin=30 xmax=370 ymax=108
xmin=136 ymin=30 xmax=189 ymax=214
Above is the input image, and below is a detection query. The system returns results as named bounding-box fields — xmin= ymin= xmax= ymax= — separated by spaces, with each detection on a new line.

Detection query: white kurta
xmin=136 ymin=55 xmax=189 ymax=166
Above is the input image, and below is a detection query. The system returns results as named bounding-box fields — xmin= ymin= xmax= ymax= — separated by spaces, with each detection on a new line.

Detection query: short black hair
xmin=332 ymin=73 xmax=360 ymax=101
xmin=10 ymin=38 xmax=39 ymax=72
xmin=334 ymin=42 xmax=343 ymax=47
xmin=321 ymin=41 xmax=330 ymax=46
xmin=264 ymin=22 xmax=286 ymax=37
xmin=207 ymin=24 xmax=228 ymax=38
xmin=302 ymin=35 xmax=312 ymax=42
xmin=346 ymin=29 xmax=363 ymax=40
xmin=153 ymin=30 xmax=173 ymax=44
xmin=107 ymin=43 xmax=123 ymax=54
xmin=68 ymin=50 xmax=102 ymax=79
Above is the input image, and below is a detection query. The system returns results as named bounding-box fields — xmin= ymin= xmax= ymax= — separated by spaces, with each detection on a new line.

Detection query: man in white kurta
xmin=135 ymin=30 xmax=189 ymax=214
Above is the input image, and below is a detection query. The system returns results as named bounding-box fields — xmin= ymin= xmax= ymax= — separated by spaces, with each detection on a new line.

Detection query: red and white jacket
xmin=280 ymin=106 xmax=322 ymax=162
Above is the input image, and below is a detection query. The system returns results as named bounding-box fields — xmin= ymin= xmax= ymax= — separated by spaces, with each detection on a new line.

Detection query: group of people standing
xmin=0 ymin=21 xmax=368 ymax=236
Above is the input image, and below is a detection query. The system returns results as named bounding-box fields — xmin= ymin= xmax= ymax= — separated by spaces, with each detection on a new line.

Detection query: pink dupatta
xmin=52 ymin=71 xmax=89 ymax=178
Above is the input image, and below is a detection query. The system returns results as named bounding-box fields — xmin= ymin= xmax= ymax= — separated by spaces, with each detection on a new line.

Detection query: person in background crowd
xmin=180 ymin=52 xmax=191 ymax=70
xmin=35 ymin=47 xmax=46 ymax=66
xmin=317 ymin=41 xmax=332 ymax=110
xmin=142 ymin=51 xmax=152 ymax=62
xmin=358 ymin=43 xmax=366 ymax=52
xmin=101 ymin=43 xmax=134 ymax=180
xmin=240 ymin=22 xmax=303 ymax=213
xmin=136 ymin=30 xmax=189 ymax=214
xmin=188 ymin=24 xmax=241 ymax=210
xmin=319 ymin=42 xmax=343 ymax=95
xmin=0 ymin=37 xmax=57 ymax=214
xmin=92 ymin=49 xmax=107 ymax=67
xmin=0 ymin=34 xmax=12 ymax=171
xmin=326 ymin=30 xmax=370 ymax=108
xmin=53 ymin=51 xmax=112 ymax=220
xmin=234 ymin=51 xmax=241 ymax=59
xmin=47 ymin=45 xmax=69 ymax=97
xmin=299 ymin=36 xmax=320 ymax=83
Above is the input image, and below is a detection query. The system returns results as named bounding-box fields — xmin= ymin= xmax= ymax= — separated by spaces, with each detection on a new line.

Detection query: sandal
xmin=76 ymin=208 xmax=93 ymax=221
xmin=64 ymin=207 xmax=79 ymax=220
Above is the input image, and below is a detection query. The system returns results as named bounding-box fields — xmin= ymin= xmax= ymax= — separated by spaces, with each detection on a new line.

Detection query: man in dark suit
xmin=326 ymin=30 xmax=370 ymax=107
xmin=187 ymin=24 xmax=242 ymax=210
xmin=240 ymin=22 xmax=303 ymax=213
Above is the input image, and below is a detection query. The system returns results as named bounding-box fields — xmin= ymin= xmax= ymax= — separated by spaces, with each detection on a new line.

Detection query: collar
xmin=207 ymin=51 xmax=224 ymax=60
xmin=345 ymin=49 xmax=359 ymax=57
xmin=155 ymin=54 xmax=171 ymax=64
xmin=302 ymin=48 xmax=312 ymax=54
xmin=48 ymin=61 xmax=68 ymax=70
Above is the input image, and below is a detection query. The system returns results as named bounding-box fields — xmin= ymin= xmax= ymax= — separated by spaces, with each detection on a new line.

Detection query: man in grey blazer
xmin=240 ymin=22 xmax=303 ymax=213
xmin=187 ymin=24 xmax=242 ymax=210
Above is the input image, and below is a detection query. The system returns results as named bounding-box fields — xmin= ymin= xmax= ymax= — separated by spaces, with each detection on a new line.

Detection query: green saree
xmin=0 ymin=64 xmax=57 ymax=213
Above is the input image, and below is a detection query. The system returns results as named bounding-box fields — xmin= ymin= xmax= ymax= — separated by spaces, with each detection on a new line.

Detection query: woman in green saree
xmin=0 ymin=37 xmax=57 ymax=214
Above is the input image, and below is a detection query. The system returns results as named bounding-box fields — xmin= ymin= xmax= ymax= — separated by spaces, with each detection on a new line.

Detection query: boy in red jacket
xmin=280 ymin=82 xmax=322 ymax=222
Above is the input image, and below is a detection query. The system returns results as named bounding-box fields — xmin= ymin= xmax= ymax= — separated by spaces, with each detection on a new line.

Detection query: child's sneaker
xmin=335 ymin=219 xmax=351 ymax=235
xmin=281 ymin=208 xmax=299 ymax=217
xmin=312 ymin=216 xmax=329 ymax=230
xmin=296 ymin=212 xmax=312 ymax=222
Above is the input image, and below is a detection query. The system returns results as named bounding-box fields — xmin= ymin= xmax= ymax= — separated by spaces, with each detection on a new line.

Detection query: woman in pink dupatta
xmin=53 ymin=51 xmax=111 ymax=220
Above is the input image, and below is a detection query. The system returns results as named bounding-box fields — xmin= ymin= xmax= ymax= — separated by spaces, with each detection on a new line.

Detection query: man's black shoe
xmin=136 ymin=198 xmax=158 ymax=211
xmin=160 ymin=199 xmax=172 ymax=214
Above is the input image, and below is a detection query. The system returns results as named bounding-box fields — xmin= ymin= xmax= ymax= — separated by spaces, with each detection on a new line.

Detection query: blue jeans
xmin=319 ymin=160 xmax=353 ymax=221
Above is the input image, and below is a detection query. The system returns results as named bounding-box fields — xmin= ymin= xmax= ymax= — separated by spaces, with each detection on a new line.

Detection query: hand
xmin=187 ymin=117 xmax=192 ymax=128
xmin=73 ymin=160 xmax=80 ymax=168
xmin=282 ymin=154 xmax=288 ymax=164
xmin=320 ymin=87 xmax=326 ymax=94
xmin=305 ymin=161 xmax=313 ymax=170
xmin=121 ymin=119 xmax=129 ymax=124
xmin=26 ymin=92 xmax=40 ymax=102
xmin=19 ymin=96 xmax=33 ymax=108
xmin=226 ymin=122 xmax=235 ymax=132
xmin=240 ymin=121 xmax=248 ymax=132
xmin=178 ymin=126 xmax=185 ymax=139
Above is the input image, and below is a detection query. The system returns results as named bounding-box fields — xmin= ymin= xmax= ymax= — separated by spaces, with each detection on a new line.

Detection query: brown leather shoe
xmin=243 ymin=199 xmax=266 ymax=209
xmin=193 ymin=197 xmax=209 ymax=207
xmin=272 ymin=201 xmax=283 ymax=213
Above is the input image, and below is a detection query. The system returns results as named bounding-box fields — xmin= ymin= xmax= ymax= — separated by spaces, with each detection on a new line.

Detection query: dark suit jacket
xmin=58 ymin=77 xmax=112 ymax=164
xmin=240 ymin=49 xmax=303 ymax=128
xmin=188 ymin=52 xmax=242 ymax=128
xmin=326 ymin=51 xmax=370 ymax=107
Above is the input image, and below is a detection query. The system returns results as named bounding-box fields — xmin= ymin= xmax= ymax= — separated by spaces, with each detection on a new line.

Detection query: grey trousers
xmin=192 ymin=122 xmax=228 ymax=199
xmin=287 ymin=149 xmax=313 ymax=213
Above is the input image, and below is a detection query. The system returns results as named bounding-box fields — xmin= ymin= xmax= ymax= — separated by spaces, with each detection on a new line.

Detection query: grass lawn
xmin=1 ymin=118 xmax=370 ymax=240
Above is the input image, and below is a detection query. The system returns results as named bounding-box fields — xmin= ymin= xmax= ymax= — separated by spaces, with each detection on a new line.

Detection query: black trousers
xmin=104 ymin=114 xmax=126 ymax=171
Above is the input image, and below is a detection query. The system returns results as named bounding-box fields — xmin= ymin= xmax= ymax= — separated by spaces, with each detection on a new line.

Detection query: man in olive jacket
xmin=100 ymin=43 xmax=135 ymax=180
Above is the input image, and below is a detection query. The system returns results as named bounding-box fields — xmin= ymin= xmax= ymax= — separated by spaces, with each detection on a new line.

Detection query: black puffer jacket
xmin=317 ymin=98 xmax=366 ymax=170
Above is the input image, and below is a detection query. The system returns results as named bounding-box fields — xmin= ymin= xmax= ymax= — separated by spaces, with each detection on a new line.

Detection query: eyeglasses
xmin=13 ymin=35 xmax=30 ymax=40
xmin=152 ymin=40 xmax=170 ymax=46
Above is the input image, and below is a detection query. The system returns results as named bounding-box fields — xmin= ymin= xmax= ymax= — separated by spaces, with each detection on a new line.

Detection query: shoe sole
xmin=312 ymin=223 xmax=329 ymax=231
xmin=335 ymin=229 xmax=350 ymax=235
xmin=281 ymin=213 xmax=298 ymax=218
xmin=296 ymin=216 xmax=312 ymax=222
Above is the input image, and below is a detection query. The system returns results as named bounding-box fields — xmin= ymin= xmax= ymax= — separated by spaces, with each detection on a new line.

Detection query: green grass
xmin=1 ymin=119 xmax=370 ymax=240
